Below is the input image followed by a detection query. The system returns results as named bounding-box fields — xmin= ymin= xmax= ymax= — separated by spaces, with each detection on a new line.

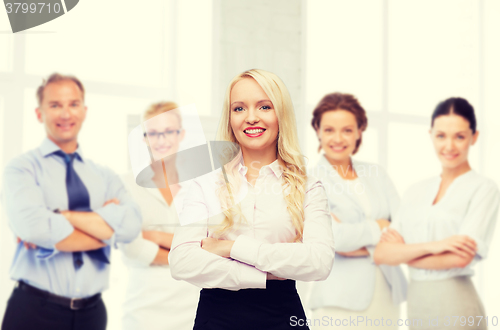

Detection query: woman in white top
xmin=168 ymin=69 xmax=335 ymax=330
xmin=308 ymin=93 xmax=406 ymax=330
xmin=374 ymin=97 xmax=500 ymax=330
xmin=119 ymin=102 xmax=199 ymax=330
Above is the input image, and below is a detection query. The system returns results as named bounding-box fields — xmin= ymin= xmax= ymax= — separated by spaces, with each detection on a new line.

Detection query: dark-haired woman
xmin=374 ymin=97 xmax=500 ymax=330
xmin=308 ymin=93 xmax=406 ymax=330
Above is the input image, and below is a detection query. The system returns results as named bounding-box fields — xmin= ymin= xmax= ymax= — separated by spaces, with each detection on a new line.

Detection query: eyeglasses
xmin=144 ymin=129 xmax=181 ymax=140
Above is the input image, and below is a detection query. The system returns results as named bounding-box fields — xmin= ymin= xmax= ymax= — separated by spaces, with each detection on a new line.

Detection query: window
xmin=25 ymin=1 xmax=168 ymax=88
xmin=0 ymin=1 xmax=214 ymax=328
xmin=306 ymin=0 xmax=384 ymax=113
xmin=387 ymin=0 xmax=479 ymax=116
xmin=0 ymin=35 xmax=13 ymax=72
xmin=307 ymin=2 xmax=499 ymax=325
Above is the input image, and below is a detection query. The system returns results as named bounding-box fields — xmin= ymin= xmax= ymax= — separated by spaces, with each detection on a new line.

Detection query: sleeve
xmin=388 ymin=204 xmax=403 ymax=235
xmin=2 ymin=159 xmax=74 ymax=250
xmin=330 ymin=220 xmax=381 ymax=252
xmin=458 ymin=180 xmax=500 ymax=259
xmin=366 ymin=167 xmax=401 ymax=263
xmin=168 ymin=180 xmax=267 ymax=290
xmin=388 ymin=182 xmax=413 ymax=237
xmin=118 ymin=232 xmax=160 ymax=267
xmin=93 ymin=168 xmax=142 ymax=246
xmin=321 ymin=167 xmax=383 ymax=252
xmin=230 ymin=180 xmax=335 ymax=281
xmin=380 ymin=166 xmax=401 ymax=221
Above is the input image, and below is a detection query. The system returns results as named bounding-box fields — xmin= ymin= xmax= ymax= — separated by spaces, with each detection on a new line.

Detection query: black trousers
xmin=194 ymin=280 xmax=310 ymax=330
xmin=1 ymin=286 xmax=107 ymax=330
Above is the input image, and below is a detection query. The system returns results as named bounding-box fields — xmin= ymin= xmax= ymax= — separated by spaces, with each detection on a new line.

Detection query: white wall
xmin=215 ymin=0 xmax=306 ymax=146
xmin=1 ymin=1 xmax=500 ymax=329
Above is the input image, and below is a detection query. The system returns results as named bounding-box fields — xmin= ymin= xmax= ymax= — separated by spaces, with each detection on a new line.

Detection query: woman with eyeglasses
xmin=169 ymin=69 xmax=334 ymax=330
xmin=119 ymin=102 xmax=200 ymax=330
xmin=374 ymin=97 xmax=500 ymax=330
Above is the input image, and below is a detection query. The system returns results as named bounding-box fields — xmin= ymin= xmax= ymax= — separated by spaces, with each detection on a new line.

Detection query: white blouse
xmin=391 ymin=170 xmax=500 ymax=281
xmin=343 ymin=177 xmax=373 ymax=220
xmin=119 ymin=171 xmax=186 ymax=267
xmin=307 ymin=157 xmax=407 ymax=311
xmin=169 ymin=159 xmax=335 ymax=291
xmin=118 ymin=171 xmax=200 ymax=330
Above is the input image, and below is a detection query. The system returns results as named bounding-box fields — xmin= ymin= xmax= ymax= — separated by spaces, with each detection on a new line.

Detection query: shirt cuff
xmin=135 ymin=239 xmax=161 ymax=266
xmin=234 ymin=264 xmax=267 ymax=290
xmin=366 ymin=246 xmax=376 ymax=263
xmin=36 ymin=247 xmax=61 ymax=260
xmin=230 ymin=235 xmax=263 ymax=266
xmin=368 ymin=220 xmax=381 ymax=244
xmin=50 ymin=213 xmax=75 ymax=247
xmin=473 ymin=238 xmax=487 ymax=259
xmin=102 ymin=233 xmax=116 ymax=248
xmin=94 ymin=204 xmax=124 ymax=237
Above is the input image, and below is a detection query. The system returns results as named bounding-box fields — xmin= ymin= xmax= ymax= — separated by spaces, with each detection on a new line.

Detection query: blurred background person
xmin=374 ymin=97 xmax=500 ymax=330
xmin=308 ymin=93 xmax=406 ymax=329
xmin=1 ymin=73 xmax=141 ymax=330
xmin=119 ymin=101 xmax=200 ymax=330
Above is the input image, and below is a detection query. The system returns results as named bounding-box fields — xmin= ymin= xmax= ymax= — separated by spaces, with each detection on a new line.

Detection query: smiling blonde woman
xmin=169 ymin=69 xmax=335 ymax=330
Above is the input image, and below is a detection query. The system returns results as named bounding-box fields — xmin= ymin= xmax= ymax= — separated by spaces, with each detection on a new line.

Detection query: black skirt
xmin=194 ymin=280 xmax=310 ymax=330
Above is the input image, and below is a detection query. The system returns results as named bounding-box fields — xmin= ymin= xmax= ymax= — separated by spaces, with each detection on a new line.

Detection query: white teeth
xmin=245 ymin=129 xmax=264 ymax=134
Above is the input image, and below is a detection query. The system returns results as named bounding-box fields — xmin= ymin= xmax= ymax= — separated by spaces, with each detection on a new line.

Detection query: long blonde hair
xmin=214 ymin=69 xmax=307 ymax=242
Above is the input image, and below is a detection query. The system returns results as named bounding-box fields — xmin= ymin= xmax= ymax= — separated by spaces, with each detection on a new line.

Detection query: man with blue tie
xmin=1 ymin=73 xmax=142 ymax=330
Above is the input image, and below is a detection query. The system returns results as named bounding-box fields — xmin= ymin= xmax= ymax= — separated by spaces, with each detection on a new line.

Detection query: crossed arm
xmin=7 ymin=160 xmax=142 ymax=254
xmin=331 ymin=215 xmax=476 ymax=269
xmin=142 ymin=231 xmax=174 ymax=265
xmin=20 ymin=199 xmax=120 ymax=252
xmin=373 ymin=228 xmax=477 ymax=269
xmin=331 ymin=213 xmax=390 ymax=257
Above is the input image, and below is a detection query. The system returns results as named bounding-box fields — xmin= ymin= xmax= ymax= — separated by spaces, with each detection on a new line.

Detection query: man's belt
xmin=16 ymin=281 xmax=101 ymax=310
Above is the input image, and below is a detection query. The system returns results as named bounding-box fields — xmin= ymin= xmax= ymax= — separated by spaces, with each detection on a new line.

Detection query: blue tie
xmin=54 ymin=150 xmax=110 ymax=270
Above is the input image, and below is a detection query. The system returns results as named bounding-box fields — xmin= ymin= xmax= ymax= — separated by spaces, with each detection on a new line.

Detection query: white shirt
xmin=344 ymin=177 xmax=373 ymax=220
xmin=119 ymin=171 xmax=199 ymax=330
xmin=307 ymin=156 xmax=407 ymax=311
xmin=169 ymin=159 xmax=335 ymax=291
xmin=391 ymin=170 xmax=500 ymax=281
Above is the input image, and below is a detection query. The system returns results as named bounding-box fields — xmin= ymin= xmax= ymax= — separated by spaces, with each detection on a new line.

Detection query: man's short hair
xmin=36 ymin=73 xmax=85 ymax=106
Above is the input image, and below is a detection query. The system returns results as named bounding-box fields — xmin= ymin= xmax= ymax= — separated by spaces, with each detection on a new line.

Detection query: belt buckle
xmin=70 ymin=298 xmax=81 ymax=310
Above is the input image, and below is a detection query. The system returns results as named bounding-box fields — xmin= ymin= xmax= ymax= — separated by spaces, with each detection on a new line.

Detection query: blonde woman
xmin=119 ymin=102 xmax=200 ymax=330
xmin=169 ymin=69 xmax=335 ymax=330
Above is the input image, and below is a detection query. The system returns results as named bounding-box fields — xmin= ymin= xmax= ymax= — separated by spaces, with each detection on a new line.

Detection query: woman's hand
xmin=267 ymin=273 xmax=287 ymax=280
xmin=376 ymin=219 xmax=391 ymax=231
xmin=380 ymin=228 xmax=405 ymax=244
xmin=142 ymin=231 xmax=162 ymax=245
xmin=201 ymin=237 xmax=234 ymax=258
xmin=103 ymin=198 xmax=120 ymax=206
xmin=427 ymin=235 xmax=477 ymax=258
xmin=143 ymin=231 xmax=174 ymax=249
xmin=337 ymin=247 xmax=370 ymax=257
